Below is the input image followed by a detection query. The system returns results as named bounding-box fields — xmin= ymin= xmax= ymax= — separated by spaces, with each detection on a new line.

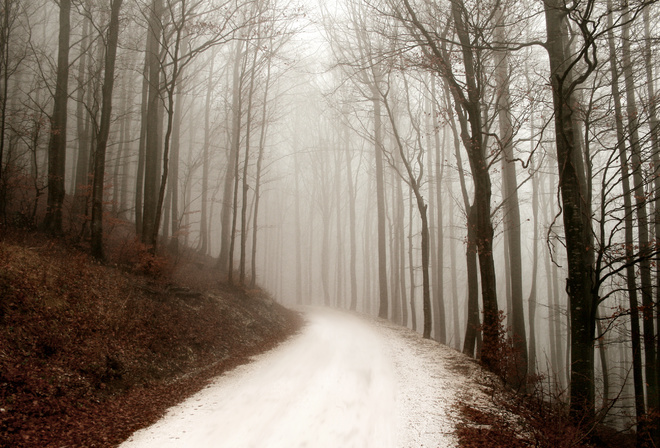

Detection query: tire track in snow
xmin=120 ymin=308 xmax=478 ymax=447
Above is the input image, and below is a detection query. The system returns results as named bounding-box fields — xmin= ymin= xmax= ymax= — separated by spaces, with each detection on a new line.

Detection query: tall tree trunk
xmin=643 ymin=9 xmax=660 ymax=420
xmin=168 ymin=69 xmax=183 ymax=255
xmin=294 ymin=146 xmax=303 ymax=304
xmin=450 ymin=0 xmax=499 ymax=369
xmin=408 ymin=188 xmax=416 ymax=331
xmin=363 ymin=175 xmax=374 ymax=312
xmin=141 ymin=0 xmax=163 ymax=246
xmin=543 ymin=0 xmax=597 ymax=422
xmin=606 ymin=4 xmax=645 ymax=430
xmin=73 ymin=15 xmax=91 ymax=218
xmin=44 ymin=0 xmax=71 ymax=234
xmin=199 ymin=52 xmax=215 ymax=255
xmin=112 ymin=77 xmax=130 ymax=217
xmin=449 ymin=194 xmax=461 ymax=349
xmin=621 ymin=5 xmax=658 ymax=429
xmin=151 ymin=22 xmax=189 ymax=253
xmin=403 ymin=0 xmax=497 ymax=358
xmin=525 ymin=61 xmax=539 ymax=376
xmin=381 ymin=93 xmax=432 ymax=338
xmin=91 ymin=0 xmax=123 ymax=259
xmin=440 ymin=81 xmax=478 ymax=356
xmin=464 ymin=205 xmax=480 ymax=356
xmin=345 ymin=123 xmax=358 ymax=311
xmin=240 ymin=44 xmax=259 ymax=285
xmin=218 ymin=39 xmax=244 ymax=275
xmin=0 ymin=0 xmax=12 ymax=216
xmin=321 ymin=198 xmax=331 ymax=306
xmin=494 ymin=5 xmax=527 ymax=383
xmin=228 ymin=91 xmax=243 ymax=285
xmin=391 ymin=170 xmax=403 ymax=324
xmin=250 ymin=47 xmax=273 ymax=289
xmin=119 ymin=80 xmax=132 ymax=219
xmin=527 ymin=156 xmax=539 ymax=377
xmin=135 ymin=48 xmax=149 ymax=236
xmin=431 ymin=78 xmax=446 ymax=343
xmin=398 ymin=171 xmax=408 ymax=326
xmin=371 ymin=90 xmax=389 ymax=319
xmin=334 ymin=141 xmax=345 ymax=308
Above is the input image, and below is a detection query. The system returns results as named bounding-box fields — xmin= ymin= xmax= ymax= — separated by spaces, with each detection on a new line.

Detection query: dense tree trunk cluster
xmin=2 ymin=0 xmax=660 ymax=441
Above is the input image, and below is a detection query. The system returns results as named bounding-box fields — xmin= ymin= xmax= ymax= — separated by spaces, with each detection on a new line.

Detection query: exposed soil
xmin=0 ymin=230 xmax=302 ymax=448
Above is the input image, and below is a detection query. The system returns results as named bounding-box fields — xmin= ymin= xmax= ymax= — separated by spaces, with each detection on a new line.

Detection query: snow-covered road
xmin=120 ymin=308 xmax=482 ymax=448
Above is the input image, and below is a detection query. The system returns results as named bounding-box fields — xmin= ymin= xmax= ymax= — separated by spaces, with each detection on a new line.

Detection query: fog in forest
xmin=3 ymin=0 xmax=660 ymax=439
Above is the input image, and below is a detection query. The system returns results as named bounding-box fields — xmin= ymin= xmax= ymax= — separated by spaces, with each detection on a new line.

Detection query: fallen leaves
xmin=0 ymin=235 xmax=301 ymax=447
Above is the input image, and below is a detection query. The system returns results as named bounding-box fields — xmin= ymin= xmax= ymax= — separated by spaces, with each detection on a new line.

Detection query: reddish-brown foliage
xmin=0 ymin=231 xmax=302 ymax=447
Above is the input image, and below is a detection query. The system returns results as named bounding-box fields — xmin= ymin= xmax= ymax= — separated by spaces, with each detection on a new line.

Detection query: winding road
xmin=120 ymin=308 xmax=481 ymax=448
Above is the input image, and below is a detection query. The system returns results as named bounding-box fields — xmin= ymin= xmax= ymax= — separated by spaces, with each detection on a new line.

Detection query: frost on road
xmin=121 ymin=308 xmax=482 ymax=448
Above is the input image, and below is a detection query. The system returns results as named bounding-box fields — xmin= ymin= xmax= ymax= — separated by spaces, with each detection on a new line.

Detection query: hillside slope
xmin=0 ymin=233 xmax=301 ymax=448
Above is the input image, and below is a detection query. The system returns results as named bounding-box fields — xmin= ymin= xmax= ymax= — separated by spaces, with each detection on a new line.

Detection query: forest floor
xmin=0 ymin=228 xmax=633 ymax=448
xmin=0 ymin=228 xmax=302 ymax=447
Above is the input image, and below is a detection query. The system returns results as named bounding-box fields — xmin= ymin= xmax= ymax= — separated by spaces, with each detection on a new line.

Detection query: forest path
xmin=120 ymin=307 xmax=485 ymax=448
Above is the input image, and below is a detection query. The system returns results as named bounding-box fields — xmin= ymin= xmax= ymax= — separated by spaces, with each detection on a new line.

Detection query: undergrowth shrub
xmin=462 ymin=310 xmax=600 ymax=447
xmin=113 ymin=237 xmax=171 ymax=278
xmin=479 ymin=310 xmax=527 ymax=389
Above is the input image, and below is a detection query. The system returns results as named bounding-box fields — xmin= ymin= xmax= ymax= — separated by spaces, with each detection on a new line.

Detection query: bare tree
xmin=43 ymin=0 xmax=71 ymax=234
xmin=90 ymin=0 xmax=124 ymax=259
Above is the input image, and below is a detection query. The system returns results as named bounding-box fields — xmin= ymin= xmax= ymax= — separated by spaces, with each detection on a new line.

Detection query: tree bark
xmin=44 ymin=0 xmax=71 ymax=234
xmin=135 ymin=48 xmax=149 ymax=236
xmin=167 ymin=69 xmax=183 ymax=255
xmin=606 ymin=3 xmax=645 ymax=427
xmin=431 ymin=76 xmax=446 ymax=343
xmin=141 ymin=0 xmax=163 ymax=246
xmin=621 ymin=4 xmax=657 ymax=418
xmin=250 ymin=45 xmax=272 ymax=289
xmin=371 ymin=90 xmax=389 ymax=319
xmin=199 ymin=51 xmax=215 ymax=255
xmin=543 ymin=0 xmax=597 ymax=422
xmin=73 ymin=15 xmax=91 ymax=218
xmin=345 ymin=123 xmax=358 ymax=311
xmin=218 ymin=39 xmax=244 ymax=276
xmin=91 ymin=0 xmax=123 ymax=259
xmin=240 ymin=42 xmax=259 ymax=284
xmin=494 ymin=5 xmax=527 ymax=383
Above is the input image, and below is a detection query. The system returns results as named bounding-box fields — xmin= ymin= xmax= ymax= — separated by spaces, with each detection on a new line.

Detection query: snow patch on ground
xmin=120 ymin=308 xmax=488 ymax=448
xmin=372 ymin=318 xmax=487 ymax=447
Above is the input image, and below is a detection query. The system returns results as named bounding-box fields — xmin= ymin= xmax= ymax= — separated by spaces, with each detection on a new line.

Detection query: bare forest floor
xmin=0 ymin=227 xmax=302 ymax=448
